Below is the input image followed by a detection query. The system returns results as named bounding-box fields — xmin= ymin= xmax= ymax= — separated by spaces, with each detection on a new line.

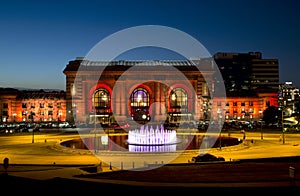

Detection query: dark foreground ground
xmin=1 ymin=175 xmax=299 ymax=195
xmin=1 ymin=157 xmax=300 ymax=194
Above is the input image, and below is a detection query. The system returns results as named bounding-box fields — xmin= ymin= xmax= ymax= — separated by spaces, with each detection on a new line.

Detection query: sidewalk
xmin=0 ymin=131 xmax=300 ymax=192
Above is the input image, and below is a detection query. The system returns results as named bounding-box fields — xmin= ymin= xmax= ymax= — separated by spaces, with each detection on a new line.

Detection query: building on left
xmin=0 ymin=88 xmax=66 ymax=124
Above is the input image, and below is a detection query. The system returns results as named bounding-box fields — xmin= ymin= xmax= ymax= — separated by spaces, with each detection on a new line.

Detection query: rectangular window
xmin=48 ymin=111 xmax=53 ymax=115
xmin=22 ymin=103 xmax=27 ymax=108
xmin=40 ymin=103 xmax=44 ymax=108
xmin=2 ymin=111 xmax=8 ymax=116
xmin=3 ymin=103 xmax=8 ymax=108
xmin=48 ymin=103 xmax=53 ymax=108
xmin=202 ymin=83 xmax=208 ymax=96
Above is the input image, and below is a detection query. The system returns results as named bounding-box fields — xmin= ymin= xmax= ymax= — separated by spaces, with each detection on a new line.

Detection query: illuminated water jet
xmin=127 ymin=124 xmax=179 ymax=146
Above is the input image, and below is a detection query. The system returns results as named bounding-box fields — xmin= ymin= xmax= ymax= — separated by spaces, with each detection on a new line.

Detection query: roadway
xmin=0 ymin=128 xmax=300 ymax=193
xmin=1 ymin=128 xmax=300 ymax=165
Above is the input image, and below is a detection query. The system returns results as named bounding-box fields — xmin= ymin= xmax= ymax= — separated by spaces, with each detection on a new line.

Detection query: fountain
xmin=127 ymin=124 xmax=179 ymax=146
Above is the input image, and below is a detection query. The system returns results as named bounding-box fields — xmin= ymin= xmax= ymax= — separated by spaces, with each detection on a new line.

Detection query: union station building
xmin=63 ymin=58 xmax=216 ymax=125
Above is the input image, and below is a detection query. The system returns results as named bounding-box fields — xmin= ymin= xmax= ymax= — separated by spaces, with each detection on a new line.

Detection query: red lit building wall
xmin=0 ymin=90 xmax=66 ymax=123
xmin=212 ymin=93 xmax=278 ymax=122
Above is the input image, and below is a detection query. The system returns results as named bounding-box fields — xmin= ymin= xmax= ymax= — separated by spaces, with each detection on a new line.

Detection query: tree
xmin=262 ymin=106 xmax=280 ymax=126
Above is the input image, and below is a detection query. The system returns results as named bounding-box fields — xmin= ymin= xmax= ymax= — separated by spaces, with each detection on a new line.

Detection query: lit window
xmin=131 ymin=88 xmax=149 ymax=107
xmin=170 ymin=88 xmax=188 ymax=109
xmin=93 ymin=88 xmax=110 ymax=108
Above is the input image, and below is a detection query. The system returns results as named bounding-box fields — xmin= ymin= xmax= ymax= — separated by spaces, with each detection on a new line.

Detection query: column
xmin=120 ymin=80 xmax=126 ymax=120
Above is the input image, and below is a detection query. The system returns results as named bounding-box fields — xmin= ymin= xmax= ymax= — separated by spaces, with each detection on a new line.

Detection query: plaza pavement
xmin=0 ymin=130 xmax=300 ymax=191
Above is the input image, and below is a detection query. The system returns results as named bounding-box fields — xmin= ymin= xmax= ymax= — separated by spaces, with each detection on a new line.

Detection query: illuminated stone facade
xmin=0 ymin=88 xmax=66 ymax=123
xmin=213 ymin=89 xmax=278 ymax=122
xmin=63 ymin=58 xmax=216 ymax=125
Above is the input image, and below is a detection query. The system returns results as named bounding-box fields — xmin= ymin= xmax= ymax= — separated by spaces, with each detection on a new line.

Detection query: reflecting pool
xmin=61 ymin=133 xmax=242 ymax=153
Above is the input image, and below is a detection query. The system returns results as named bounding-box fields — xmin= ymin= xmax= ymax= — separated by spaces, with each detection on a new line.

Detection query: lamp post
xmin=94 ymin=107 xmax=97 ymax=153
xmin=260 ymin=122 xmax=263 ymax=140
xmin=282 ymin=109 xmax=285 ymax=144
xmin=219 ymin=127 xmax=222 ymax=150
xmin=32 ymin=127 xmax=34 ymax=143
xmin=30 ymin=114 xmax=34 ymax=143
xmin=217 ymin=110 xmax=222 ymax=150
xmin=259 ymin=110 xmax=263 ymax=139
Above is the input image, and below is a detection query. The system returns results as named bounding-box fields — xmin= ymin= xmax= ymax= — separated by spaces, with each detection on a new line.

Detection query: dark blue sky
xmin=0 ymin=0 xmax=299 ymax=90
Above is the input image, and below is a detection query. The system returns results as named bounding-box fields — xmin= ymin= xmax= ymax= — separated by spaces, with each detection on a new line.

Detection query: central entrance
xmin=130 ymin=87 xmax=151 ymax=123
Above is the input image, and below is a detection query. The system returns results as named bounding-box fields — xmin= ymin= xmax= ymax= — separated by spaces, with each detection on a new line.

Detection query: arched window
xmin=131 ymin=88 xmax=149 ymax=107
xmin=130 ymin=88 xmax=150 ymax=122
xmin=170 ymin=88 xmax=187 ymax=108
xmin=93 ymin=88 xmax=110 ymax=108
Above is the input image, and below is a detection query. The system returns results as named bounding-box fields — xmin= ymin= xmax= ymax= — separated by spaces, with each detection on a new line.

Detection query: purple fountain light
xmin=127 ymin=124 xmax=178 ymax=146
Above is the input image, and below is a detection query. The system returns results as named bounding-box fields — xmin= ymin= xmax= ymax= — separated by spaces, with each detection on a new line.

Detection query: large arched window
xmin=170 ymin=88 xmax=187 ymax=109
xmin=130 ymin=88 xmax=150 ymax=122
xmin=93 ymin=88 xmax=110 ymax=108
xmin=131 ymin=88 xmax=149 ymax=107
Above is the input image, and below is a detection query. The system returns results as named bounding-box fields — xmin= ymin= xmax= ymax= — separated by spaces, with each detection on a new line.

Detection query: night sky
xmin=0 ymin=0 xmax=299 ymax=90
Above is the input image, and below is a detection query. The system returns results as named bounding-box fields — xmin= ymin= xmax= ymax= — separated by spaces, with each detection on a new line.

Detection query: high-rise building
xmin=214 ymin=52 xmax=279 ymax=92
xmin=278 ymin=81 xmax=300 ymax=118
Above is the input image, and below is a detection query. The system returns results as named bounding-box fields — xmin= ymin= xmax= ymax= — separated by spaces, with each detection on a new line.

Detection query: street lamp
xmin=260 ymin=122 xmax=263 ymax=140
xmin=217 ymin=109 xmax=222 ymax=150
xmin=282 ymin=109 xmax=285 ymax=144
xmin=29 ymin=114 xmax=34 ymax=143
xmin=94 ymin=107 xmax=97 ymax=153
xmin=259 ymin=110 xmax=263 ymax=139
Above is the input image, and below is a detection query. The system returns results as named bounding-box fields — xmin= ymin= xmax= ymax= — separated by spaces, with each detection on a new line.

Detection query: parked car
xmin=5 ymin=128 xmax=15 ymax=134
xmin=14 ymin=124 xmax=29 ymax=133
xmin=189 ymin=153 xmax=225 ymax=163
